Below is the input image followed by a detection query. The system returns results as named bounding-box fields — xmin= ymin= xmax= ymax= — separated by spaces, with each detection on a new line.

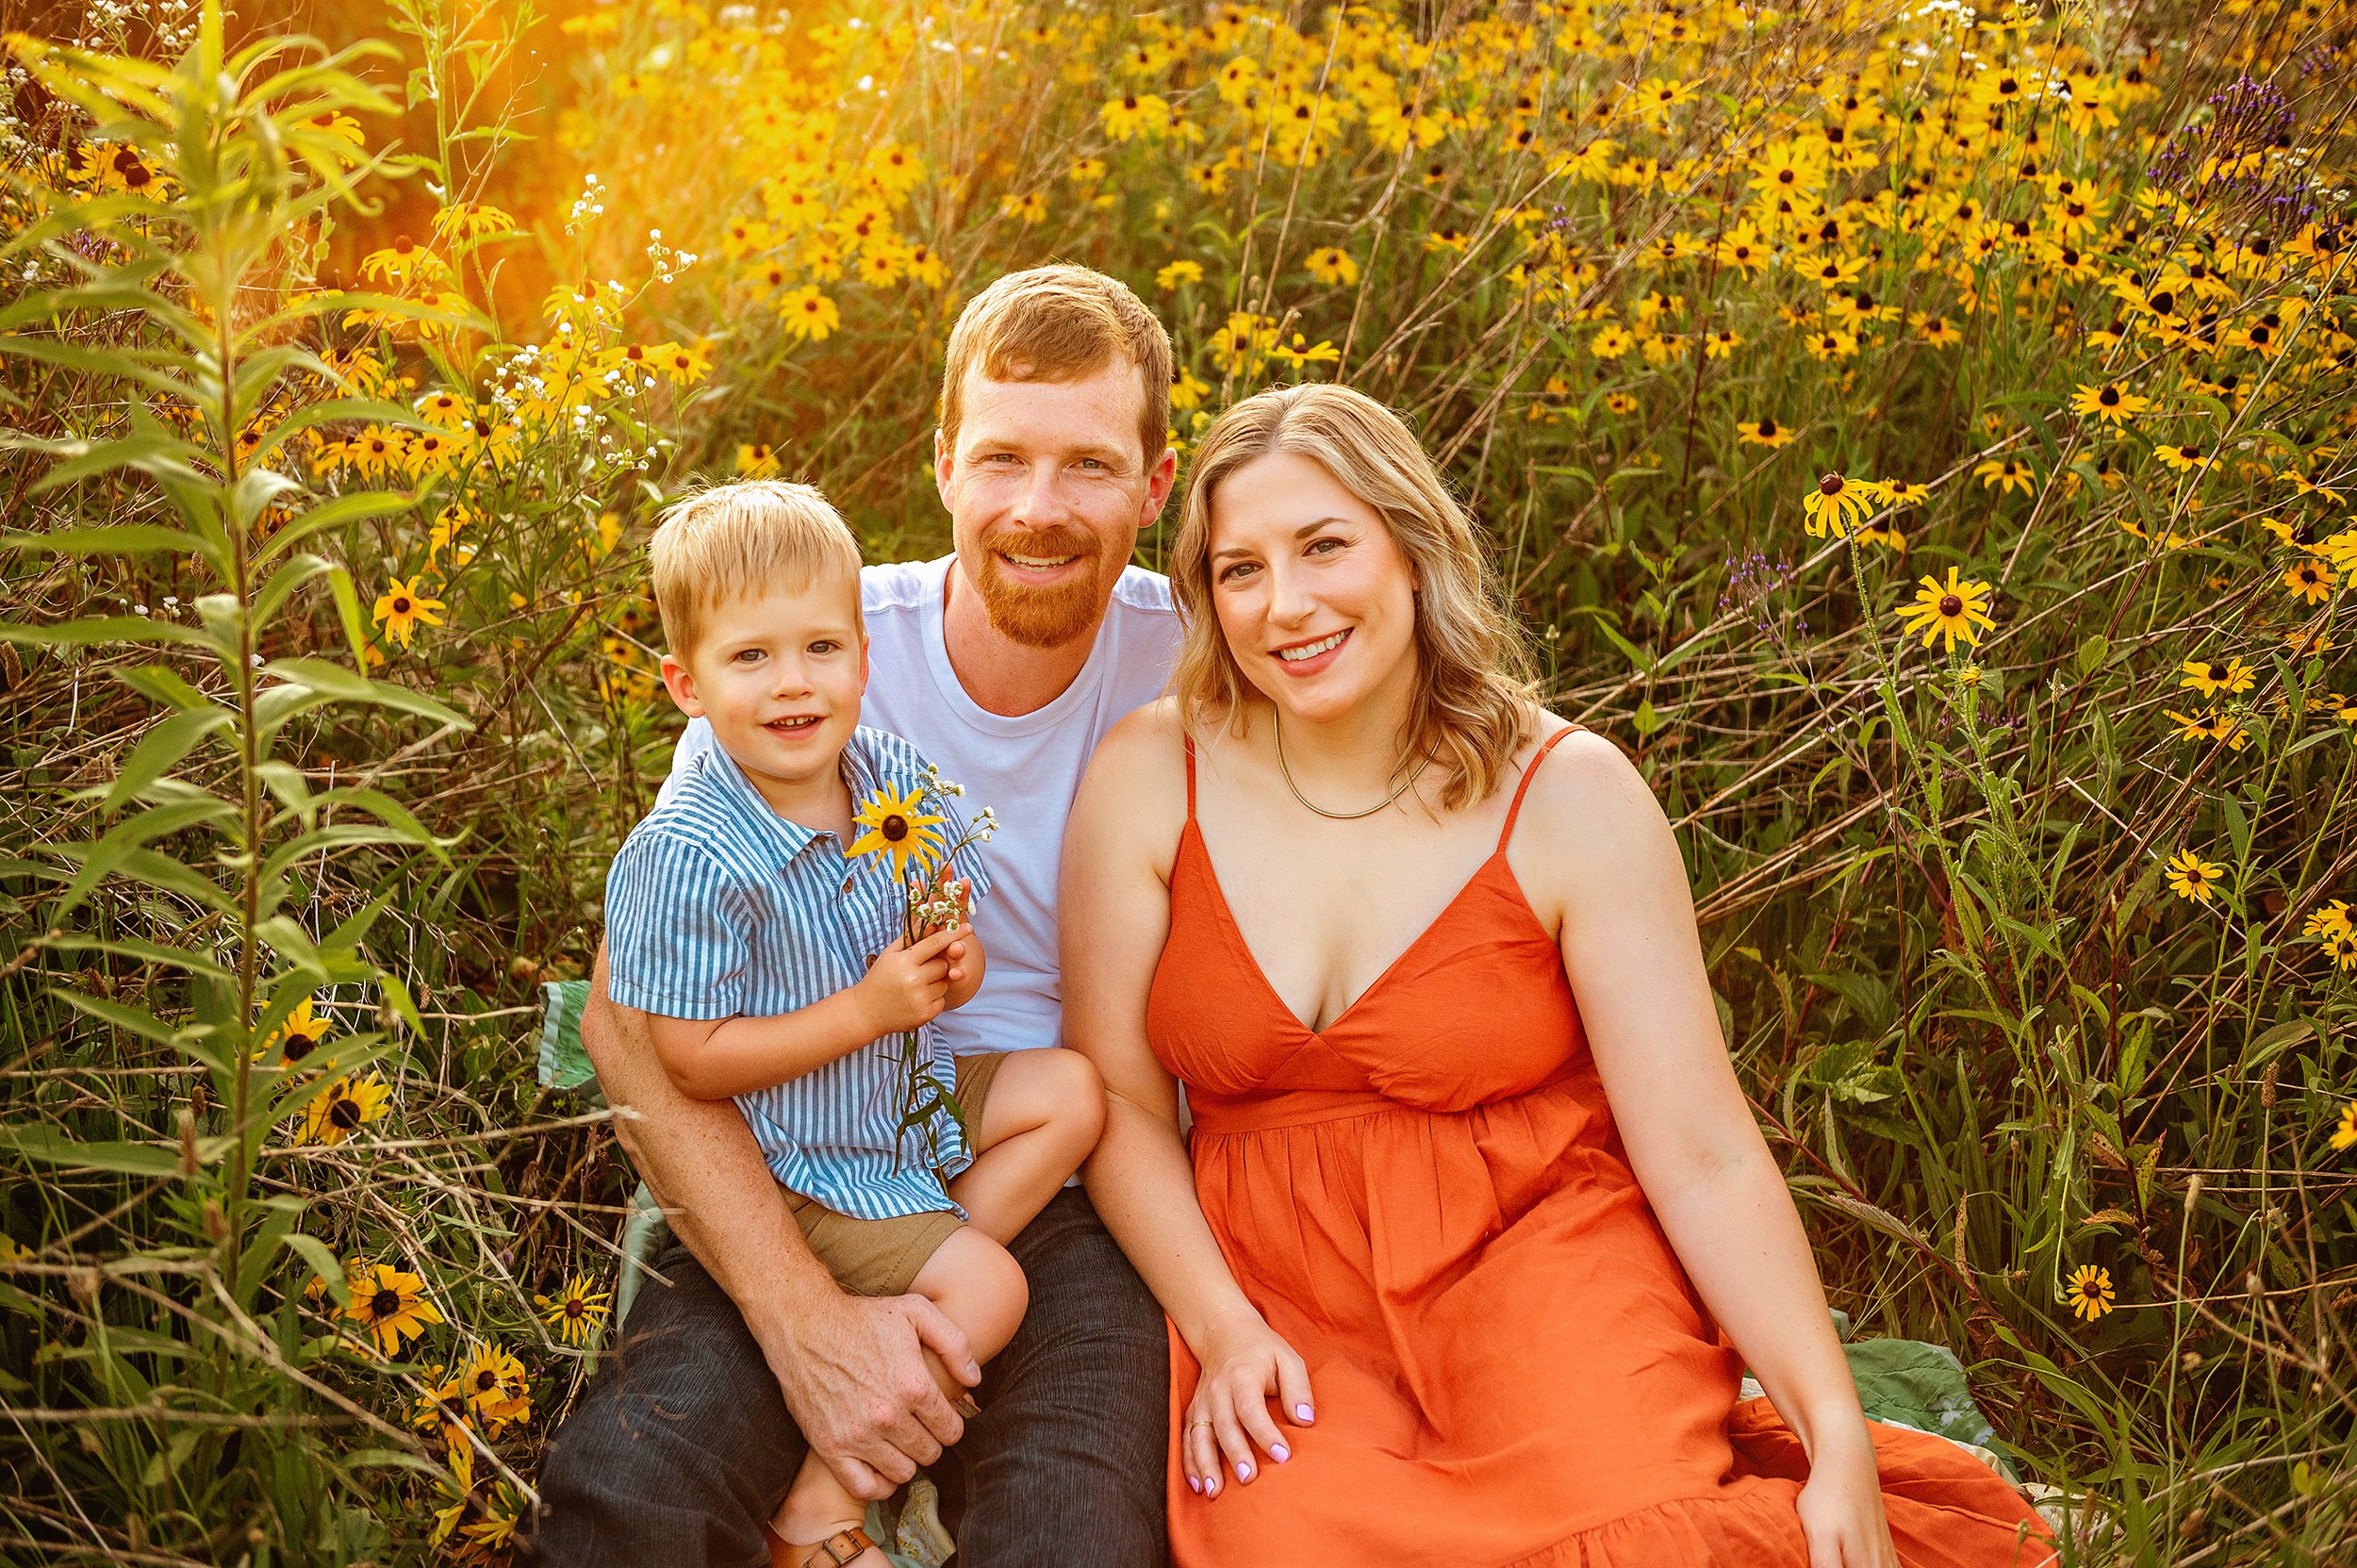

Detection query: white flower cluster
xmin=644 ymin=228 xmax=699 ymax=285
xmin=566 ymin=173 xmax=608 ymax=234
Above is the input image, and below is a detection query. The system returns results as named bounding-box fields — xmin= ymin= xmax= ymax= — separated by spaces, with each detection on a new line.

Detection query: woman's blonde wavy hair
xmin=1170 ymin=384 xmax=1539 ymax=811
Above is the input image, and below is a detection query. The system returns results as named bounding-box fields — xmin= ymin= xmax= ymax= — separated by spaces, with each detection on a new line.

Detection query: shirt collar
xmin=690 ymin=730 xmax=882 ymax=871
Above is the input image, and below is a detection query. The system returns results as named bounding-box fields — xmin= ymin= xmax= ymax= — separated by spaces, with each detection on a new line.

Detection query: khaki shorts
xmin=785 ymin=1050 xmax=1006 ymax=1297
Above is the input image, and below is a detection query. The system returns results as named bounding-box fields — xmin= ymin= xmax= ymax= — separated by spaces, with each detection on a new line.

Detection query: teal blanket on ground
xmin=533 ymin=980 xmax=2015 ymax=1564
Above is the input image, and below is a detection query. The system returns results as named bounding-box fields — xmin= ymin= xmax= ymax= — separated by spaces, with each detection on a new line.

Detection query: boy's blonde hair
xmin=938 ymin=264 xmax=1173 ymax=464
xmin=647 ymin=480 xmax=862 ymax=660
xmin=1170 ymin=384 xmax=1539 ymax=811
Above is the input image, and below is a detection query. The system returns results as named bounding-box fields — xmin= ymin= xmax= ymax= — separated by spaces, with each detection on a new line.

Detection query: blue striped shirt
xmin=602 ymin=726 xmax=994 ymax=1221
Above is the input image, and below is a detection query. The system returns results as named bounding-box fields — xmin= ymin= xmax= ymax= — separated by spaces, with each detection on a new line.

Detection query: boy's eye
xmin=733 ymin=649 xmax=763 ymax=663
xmin=809 ymin=639 xmax=838 ymax=654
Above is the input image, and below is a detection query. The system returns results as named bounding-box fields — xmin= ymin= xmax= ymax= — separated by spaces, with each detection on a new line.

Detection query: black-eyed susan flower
xmin=2064 ymin=1263 xmax=2116 ymax=1322
xmin=302 ymin=1072 xmax=390 ymax=1147
xmin=266 ymin=998 xmax=335 ymax=1072
xmin=1304 ymin=247 xmax=1359 ymax=286
xmin=2179 ymin=657 xmax=2254 ymax=698
xmin=1913 ymin=312 xmax=1963 ymax=347
xmin=735 ymin=443 xmax=781 ymax=477
xmin=849 ymin=784 xmax=948 ymax=880
xmin=776 ymin=286 xmax=840 ymax=343
xmin=1974 ymin=457 xmax=2036 ymax=496
xmin=2332 ymin=1100 xmax=2357 ymax=1153
xmin=2166 ymin=850 xmax=2226 ymax=902
xmin=459 ymin=1342 xmax=533 ymax=1434
xmin=1155 ymin=258 xmax=1204 ymax=290
xmin=535 ymin=1273 xmax=614 ymax=1346
xmin=2070 ymin=382 xmax=2150 ymax=425
xmin=2284 ymin=559 xmax=2335 ymax=604
xmin=344 ymin=1262 xmax=442 ymax=1355
xmin=1802 ymin=471 xmax=1881 ymax=537
xmin=2303 ymin=900 xmax=2351 ymax=941
xmin=1737 ymin=417 xmax=1795 ymax=448
xmin=1895 ymin=568 xmax=1996 ymax=652
xmin=2162 ymin=707 xmax=2250 ymax=751
xmin=371 ymin=579 xmax=445 ymax=651
xmin=1099 ymin=92 xmax=1172 ymax=141
xmin=2156 ymin=443 xmax=2213 ymax=474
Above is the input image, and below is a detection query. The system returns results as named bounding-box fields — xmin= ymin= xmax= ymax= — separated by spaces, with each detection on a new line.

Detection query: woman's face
xmin=1206 ymin=448 xmax=1419 ymax=726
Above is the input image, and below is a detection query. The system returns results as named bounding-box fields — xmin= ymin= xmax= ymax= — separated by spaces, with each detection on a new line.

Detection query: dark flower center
xmin=1757 ymin=419 xmax=1777 ymax=437
xmin=391 ymin=596 xmax=414 ymax=615
xmin=1938 ymin=595 xmax=1963 ymax=617
xmin=329 ymin=1098 xmax=362 ymax=1129
xmin=2207 ymin=663 xmax=2228 ymax=680
xmin=1818 ymin=474 xmax=1843 ymax=496
xmin=370 ymin=1287 xmax=402 ymax=1316
xmin=881 ymin=815 xmax=909 ymax=842
xmin=564 ymin=1298 xmax=585 ymax=1319
xmin=2100 ymin=387 xmax=2120 ymax=405
xmin=477 ymin=1369 xmax=499 ymax=1392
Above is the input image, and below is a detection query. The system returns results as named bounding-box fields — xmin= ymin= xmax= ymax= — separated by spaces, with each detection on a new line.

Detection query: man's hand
xmin=753 ymin=1285 xmax=981 ymax=1498
xmin=855 ymin=928 xmax=958 ymax=1034
xmin=581 ymin=942 xmax=980 ymax=1497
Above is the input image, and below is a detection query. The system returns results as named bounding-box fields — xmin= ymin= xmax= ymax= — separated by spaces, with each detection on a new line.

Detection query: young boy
xmin=602 ymin=481 xmax=1107 ymax=1568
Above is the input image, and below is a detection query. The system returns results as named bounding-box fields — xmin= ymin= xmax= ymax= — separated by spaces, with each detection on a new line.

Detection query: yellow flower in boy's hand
xmin=849 ymin=784 xmax=947 ymax=880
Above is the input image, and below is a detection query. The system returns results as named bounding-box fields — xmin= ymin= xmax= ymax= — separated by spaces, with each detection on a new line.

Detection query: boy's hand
xmin=857 ymin=928 xmax=958 ymax=1035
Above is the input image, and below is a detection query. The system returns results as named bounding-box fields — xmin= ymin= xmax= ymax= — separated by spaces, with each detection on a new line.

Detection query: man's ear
xmin=658 ymin=652 xmax=704 ymax=718
xmin=933 ymin=427 xmax=955 ymax=509
xmin=1138 ymin=442 xmax=1178 ymax=529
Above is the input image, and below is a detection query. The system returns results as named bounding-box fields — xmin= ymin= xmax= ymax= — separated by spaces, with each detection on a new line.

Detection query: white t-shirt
xmin=663 ymin=553 xmax=1181 ymax=1056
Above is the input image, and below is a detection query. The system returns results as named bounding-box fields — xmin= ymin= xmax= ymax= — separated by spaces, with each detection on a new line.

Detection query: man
xmin=531 ymin=265 xmax=1181 ymax=1568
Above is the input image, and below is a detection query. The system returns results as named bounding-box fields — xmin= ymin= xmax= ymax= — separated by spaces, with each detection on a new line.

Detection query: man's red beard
xmin=972 ymin=525 xmax=1114 ymax=649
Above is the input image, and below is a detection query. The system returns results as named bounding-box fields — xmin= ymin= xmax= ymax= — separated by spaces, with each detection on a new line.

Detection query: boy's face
xmin=660 ymin=574 xmax=867 ymax=804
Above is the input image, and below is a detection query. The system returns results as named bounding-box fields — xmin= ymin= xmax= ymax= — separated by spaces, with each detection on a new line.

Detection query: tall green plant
xmin=0 ymin=6 xmax=468 ymax=1556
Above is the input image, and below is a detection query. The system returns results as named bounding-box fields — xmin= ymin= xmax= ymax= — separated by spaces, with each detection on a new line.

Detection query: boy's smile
xmin=659 ymin=573 xmax=868 ymax=821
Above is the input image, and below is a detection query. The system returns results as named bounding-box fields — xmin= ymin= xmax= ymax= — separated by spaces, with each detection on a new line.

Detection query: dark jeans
xmin=526 ymin=1188 xmax=1169 ymax=1568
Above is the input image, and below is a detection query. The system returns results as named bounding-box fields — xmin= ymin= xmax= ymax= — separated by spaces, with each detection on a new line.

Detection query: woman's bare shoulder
xmin=1074 ymin=697 xmax=1192 ymax=858
xmin=1513 ymin=719 xmax=1681 ymax=885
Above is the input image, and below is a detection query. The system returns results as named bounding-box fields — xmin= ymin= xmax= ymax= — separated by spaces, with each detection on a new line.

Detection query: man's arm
xmin=584 ymin=941 xmax=980 ymax=1498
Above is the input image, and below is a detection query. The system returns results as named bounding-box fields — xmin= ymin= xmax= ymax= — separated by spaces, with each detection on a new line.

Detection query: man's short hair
xmin=647 ymin=480 xmax=862 ymax=661
xmin=938 ymin=264 xmax=1173 ymax=465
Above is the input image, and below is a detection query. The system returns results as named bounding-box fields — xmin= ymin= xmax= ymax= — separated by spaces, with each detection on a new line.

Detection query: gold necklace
xmin=1273 ymin=709 xmax=1431 ymax=820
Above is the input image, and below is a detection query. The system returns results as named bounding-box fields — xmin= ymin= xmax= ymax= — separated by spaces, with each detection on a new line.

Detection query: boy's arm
xmin=651 ymin=925 xmax=964 ymax=1101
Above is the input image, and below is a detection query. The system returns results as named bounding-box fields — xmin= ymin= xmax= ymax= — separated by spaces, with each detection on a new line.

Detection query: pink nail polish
xmin=1295 ymin=1403 xmax=1314 ymax=1423
xmin=1188 ymin=1476 xmax=1201 ymax=1494
xmin=1271 ymin=1444 xmax=1290 ymax=1462
xmin=1237 ymin=1461 xmax=1253 ymax=1481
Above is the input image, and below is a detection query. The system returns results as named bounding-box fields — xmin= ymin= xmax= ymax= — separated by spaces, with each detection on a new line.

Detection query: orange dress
xmin=1146 ymin=727 xmax=2057 ymax=1567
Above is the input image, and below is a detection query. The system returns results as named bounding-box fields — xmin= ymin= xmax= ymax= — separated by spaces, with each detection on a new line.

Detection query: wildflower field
xmin=2 ymin=0 xmax=2354 ymax=1560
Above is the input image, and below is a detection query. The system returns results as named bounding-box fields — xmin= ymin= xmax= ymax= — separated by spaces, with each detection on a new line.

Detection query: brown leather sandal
xmin=764 ymin=1521 xmax=878 ymax=1568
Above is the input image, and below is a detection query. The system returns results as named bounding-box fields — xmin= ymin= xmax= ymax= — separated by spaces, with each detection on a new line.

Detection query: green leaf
xmin=2220 ymin=792 xmax=2251 ymax=868
xmin=51 ymin=988 xmax=188 ymax=1048
xmin=0 ymin=615 xmax=217 ymax=650
xmin=255 ymin=488 xmax=415 ymax=566
xmin=104 ymin=706 xmax=236 ymax=810
xmin=281 ymin=1230 xmax=350 ymax=1309
xmin=43 ymin=932 xmax=233 ymax=982
xmin=261 ymin=657 xmax=470 ymax=730
xmin=0 ymin=523 xmax=206 ymax=556
xmin=52 ymin=797 xmax=239 ymax=917
xmin=2075 ymin=634 xmax=2108 ymax=676
xmin=113 ymin=663 xmax=212 ymax=712
xmin=0 ymin=1123 xmax=180 ymax=1178
xmin=326 ymin=566 xmax=371 ymax=667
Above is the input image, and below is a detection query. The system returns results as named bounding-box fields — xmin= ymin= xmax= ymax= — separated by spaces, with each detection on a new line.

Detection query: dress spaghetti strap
xmin=1498 ymin=723 xmax=1583 ymax=851
xmin=1182 ymin=733 xmax=1197 ymax=820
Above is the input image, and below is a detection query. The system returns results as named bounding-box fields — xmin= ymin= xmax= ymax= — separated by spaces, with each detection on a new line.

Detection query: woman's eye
xmin=1307 ymin=536 xmax=1343 ymax=555
xmin=1218 ymin=562 xmax=1259 ymax=583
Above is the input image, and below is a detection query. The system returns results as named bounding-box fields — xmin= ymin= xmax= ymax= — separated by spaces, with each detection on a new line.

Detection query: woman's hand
xmin=1794 ymin=1429 xmax=1900 ymax=1568
xmin=1181 ymin=1310 xmax=1314 ymax=1498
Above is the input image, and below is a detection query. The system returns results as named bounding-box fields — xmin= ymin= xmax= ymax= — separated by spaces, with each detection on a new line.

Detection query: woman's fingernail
xmin=1236 ymin=1461 xmax=1254 ymax=1481
xmin=1271 ymin=1444 xmax=1290 ymax=1462
xmin=1188 ymin=1476 xmax=1201 ymax=1494
xmin=1295 ymin=1403 xmax=1314 ymax=1422
xmin=1205 ymin=1479 xmax=1218 ymax=1496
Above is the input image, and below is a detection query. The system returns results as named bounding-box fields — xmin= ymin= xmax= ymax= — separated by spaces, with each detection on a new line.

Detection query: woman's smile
xmin=1270 ymin=627 xmax=1351 ymax=674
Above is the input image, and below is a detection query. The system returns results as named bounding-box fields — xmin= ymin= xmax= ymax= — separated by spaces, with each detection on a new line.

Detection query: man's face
xmin=935 ymin=358 xmax=1177 ymax=649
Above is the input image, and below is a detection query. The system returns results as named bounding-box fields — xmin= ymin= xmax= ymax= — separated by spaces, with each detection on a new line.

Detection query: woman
xmin=1060 ymin=384 xmax=2055 ymax=1566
